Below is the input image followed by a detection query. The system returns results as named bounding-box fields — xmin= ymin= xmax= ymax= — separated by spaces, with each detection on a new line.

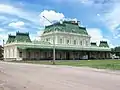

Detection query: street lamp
xmin=43 ymin=16 xmax=56 ymax=65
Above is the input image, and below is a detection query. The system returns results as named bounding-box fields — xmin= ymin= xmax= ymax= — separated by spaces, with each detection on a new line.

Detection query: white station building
xmin=4 ymin=21 xmax=111 ymax=61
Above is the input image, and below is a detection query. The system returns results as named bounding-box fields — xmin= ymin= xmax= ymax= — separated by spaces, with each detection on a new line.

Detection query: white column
xmin=14 ymin=46 xmax=19 ymax=59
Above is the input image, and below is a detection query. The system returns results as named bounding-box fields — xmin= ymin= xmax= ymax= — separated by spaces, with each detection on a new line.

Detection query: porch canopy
xmin=17 ymin=44 xmax=111 ymax=52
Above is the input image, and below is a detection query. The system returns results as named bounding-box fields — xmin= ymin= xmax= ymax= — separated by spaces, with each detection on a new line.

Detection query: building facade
xmin=4 ymin=21 xmax=111 ymax=61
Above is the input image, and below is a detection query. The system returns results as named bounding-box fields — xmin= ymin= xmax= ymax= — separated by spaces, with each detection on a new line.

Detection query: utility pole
xmin=43 ymin=16 xmax=56 ymax=65
xmin=3 ymin=40 xmax=4 ymax=47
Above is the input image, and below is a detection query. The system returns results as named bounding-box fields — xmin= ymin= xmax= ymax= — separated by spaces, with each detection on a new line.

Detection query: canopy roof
xmin=17 ymin=43 xmax=111 ymax=52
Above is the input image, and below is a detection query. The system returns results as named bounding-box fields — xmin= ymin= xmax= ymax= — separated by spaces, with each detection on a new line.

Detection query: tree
xmin=113 ymin=46 xmax=120 ymax=56
xmin=0 ymin=45 xmax=3 ymax=60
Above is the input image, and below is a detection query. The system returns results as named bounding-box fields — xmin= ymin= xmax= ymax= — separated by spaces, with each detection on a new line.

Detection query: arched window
xmin=74 ymin=40 xmax=77 ymax=45
xmin=80 ymin=41 xmax=82 ymax=45
xmin=67 ymin=40 xmax=69 ymax=44
xmin=46 ymin=38 xmax=50 ymax=41
xmin=60 ymin=39 xmax=62 ymax=44
xmin=86 ymin=41 xmax=88 ymax=46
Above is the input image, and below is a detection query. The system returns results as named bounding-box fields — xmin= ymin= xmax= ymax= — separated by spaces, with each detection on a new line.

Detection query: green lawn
xmin=14 ymin=60 xmax=120 ymax=70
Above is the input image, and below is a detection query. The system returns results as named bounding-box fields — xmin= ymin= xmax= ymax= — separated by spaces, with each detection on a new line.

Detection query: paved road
xmin=0 ymin=61 xmax=120 ymax=90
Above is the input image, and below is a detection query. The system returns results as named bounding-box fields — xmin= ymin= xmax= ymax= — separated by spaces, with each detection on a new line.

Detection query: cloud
xmin=8 ymin=21 xmax=25 ymax=28
xmin=39 ymin=10 xmax=79 ymax=26
xmin=0 ymin=28 xmax=8 ymax=44
xmin=0 ymin=4 xmax=42 ymax=44
xmin=0 ymin=4 xmax=14 ymax=13
xmin=52 ymin=0 xmax=93 ymax=5
xmin=79 ymin=0 xmax=115 ymax=5
xmin=0 ymin=33 xmax=8 ymax=45
xmin=87 ymin=28 xmax=103 ymax=45
xmin=0 ymin=28 xmax=7 ymax=45
xmin=80 ymin=0 xmax=93 ymax=5
xmin=0 ymin=28 xmax=5 ymax=32
xmin=114 ymin=35 xmax=120 ymax=39
xmin=30 ymin=29 xmax=44 ymax=41
xmin=39 ymin=10 xmax=65 ymax=26
xmin=100 ymin=2 xmax=120 ymax=39
xmin=0 ymin=4 xmax=39 ymax=24
xmin=0 ymin=31 xmax=17 ymax=45
xmin=103 ymin=4 xmax=120 ymax=31
xmin=52 ymin=0 xmax=113 ymax=6
xmin=37 ymin=30 xmax=44 ymax=36
xmin=97 ymin=13 xmax=100 ymax=16
xmin=87 ymin=28 xmax=114 ymax=47
xmin=0 ymin=16 xmax=8 ymax=21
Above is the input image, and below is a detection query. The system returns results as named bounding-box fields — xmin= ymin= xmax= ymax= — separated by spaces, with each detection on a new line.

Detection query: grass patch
xmin=13 ymin=60 xmax=120 ymax=70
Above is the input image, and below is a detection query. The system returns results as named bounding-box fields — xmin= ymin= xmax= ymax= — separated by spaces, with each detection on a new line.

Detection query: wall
xmin=4 ymin=45 xmax=18 ymax=61
xmin=56 ymin=33 xmax=90 ymax=46
xmin=40 ymin=31 xmax=91 ymax=47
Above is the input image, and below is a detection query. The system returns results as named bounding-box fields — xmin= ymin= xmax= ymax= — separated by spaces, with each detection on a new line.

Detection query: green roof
xmin=99 ymin=41 xmax=109 ymax=48
xmin=91 ymin=42 xmax=97 ymax=47
xmin=6 ymin=35 xmax=15 ymax=44
xmin=6 ymin=32 xmax=32 ymax=44
xmin=15 ymin=32 xmax=31 ymax=43
xmin=43 ymin=21 xmax=88 ymax=35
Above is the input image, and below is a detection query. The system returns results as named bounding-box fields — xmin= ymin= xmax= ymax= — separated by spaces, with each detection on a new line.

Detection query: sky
xmin=0 ymin=0 xmax=120 ymax=47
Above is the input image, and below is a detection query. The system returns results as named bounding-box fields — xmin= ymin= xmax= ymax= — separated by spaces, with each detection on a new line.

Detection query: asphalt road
xmin=0 ymin=61 xmax=120 ymax=90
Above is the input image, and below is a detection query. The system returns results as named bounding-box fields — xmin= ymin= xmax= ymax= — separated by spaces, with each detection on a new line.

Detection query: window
xmin=13 ymin=49 xmax=14 ymax=57
xmin=74 ymin=40 xmax=77 ymax=45
xmin=19 ymin=52 xmax=22 ymax=57
xmin=7 ymin=50 xmax=9 ymax=57
xmin=60 ymin=39 xmax=62 ymax=44
xmin=9 ymin=49 xmax=10 ymax=57
xmin=46 ymin=38 xmax=49 ymax=41
xmin=86 ymin=41 xmax=88 ymax=46
xmin=67 ymin=40 xmax=69 ymax=44
xmin=80 ymin=41 xmax=82 ymax=45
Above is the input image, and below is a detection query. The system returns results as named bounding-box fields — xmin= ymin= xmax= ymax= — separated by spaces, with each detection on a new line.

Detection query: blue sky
xmin=0 ymin=0 xmax=120 ymax=47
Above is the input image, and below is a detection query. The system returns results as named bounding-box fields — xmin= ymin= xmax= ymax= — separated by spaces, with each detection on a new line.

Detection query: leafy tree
xmin=113 ymin=46 xmax=120 ymax=56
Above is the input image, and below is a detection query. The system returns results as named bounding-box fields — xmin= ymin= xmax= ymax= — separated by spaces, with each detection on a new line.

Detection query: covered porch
xmin=18 ymin=48 xmax=111 ymax=60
